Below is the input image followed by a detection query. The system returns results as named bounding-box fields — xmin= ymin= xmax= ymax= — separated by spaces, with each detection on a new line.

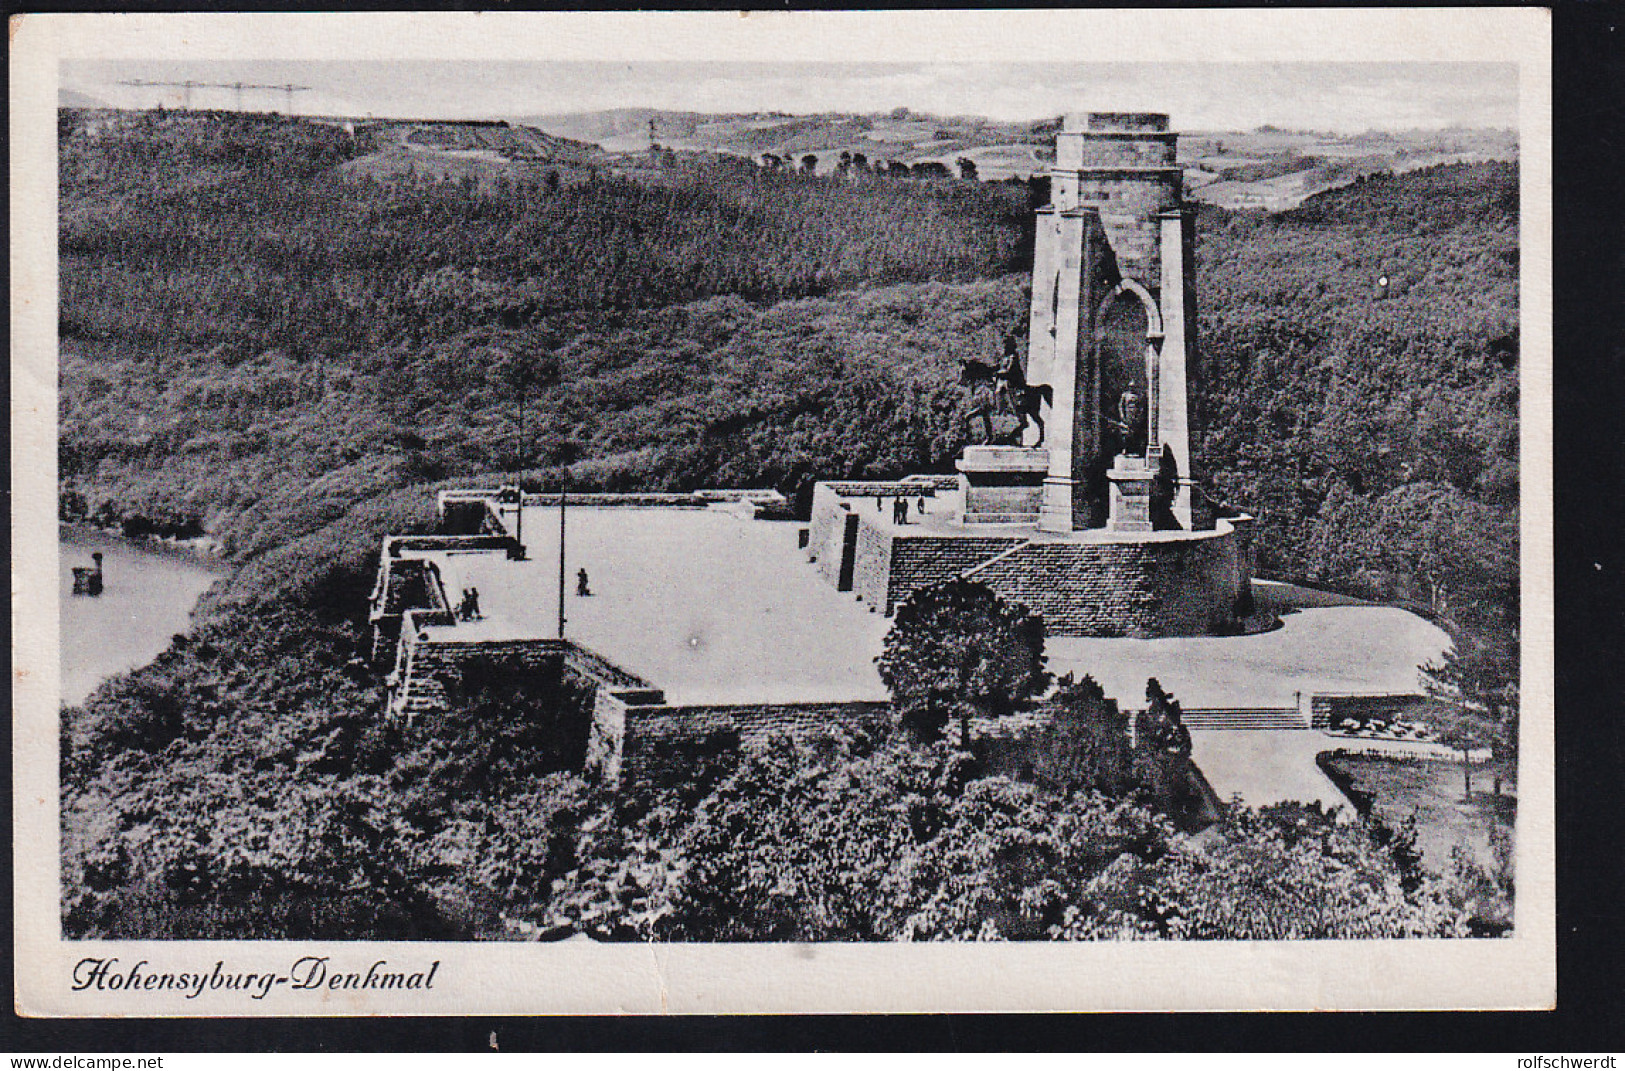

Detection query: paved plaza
xmin=427 ymin=506 xmax=892 ymax=705
xmin=421 ymin=507 xmax=1452 ymax=805
xmin=1048 ymin=587 xmax=1448 ymax=711
xmin=1190 ymin=730 xmax=1357 ymax=811
xmin=432 ymin=508 xmax=1447 ymax=707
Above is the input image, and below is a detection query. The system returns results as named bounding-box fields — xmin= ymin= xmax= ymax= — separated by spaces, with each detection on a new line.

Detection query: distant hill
xmin=330 ymin=118 xmax=605 ymax=187
xmin=59 ymin=87 xmax=111 ymax=109
xmin=517 ymin=107 xmax=1517 ymax=193
xmin=518 ymin=107 xmax=1049 ymax=177
xmin=514 ymin=107 xmax=721 ymax=152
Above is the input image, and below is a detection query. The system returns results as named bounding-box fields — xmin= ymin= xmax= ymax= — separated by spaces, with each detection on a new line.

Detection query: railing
xmin=822 ymin=481 xmax=941 ymax=497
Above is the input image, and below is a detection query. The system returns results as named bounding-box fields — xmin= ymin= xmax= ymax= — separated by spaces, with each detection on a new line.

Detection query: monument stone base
xmin=1107 ymin=456 xmax=1155 ymax=533
xmin=956 ymin=446 xmax=1049 ymax=525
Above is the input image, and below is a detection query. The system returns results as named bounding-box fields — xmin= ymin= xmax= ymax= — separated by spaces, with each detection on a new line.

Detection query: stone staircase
xmin=1176 ymin=707 xmax=1308 ymax=731
xmin=386 ymin=632 xmax=451 ymax=723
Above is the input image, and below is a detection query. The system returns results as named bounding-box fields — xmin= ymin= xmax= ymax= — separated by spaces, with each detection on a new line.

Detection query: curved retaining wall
xmin=964 ymin=521 xmax=1249 ymax=638
xmin=809 ymin=481 xmax=1254 ymax=638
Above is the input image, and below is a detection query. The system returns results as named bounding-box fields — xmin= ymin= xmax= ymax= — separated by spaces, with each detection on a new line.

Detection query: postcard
xmin=12 ymin=8 xmax=1553 ymax=1015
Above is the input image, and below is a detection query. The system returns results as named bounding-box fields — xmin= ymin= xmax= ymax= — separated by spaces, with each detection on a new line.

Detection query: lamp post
xmin=516 ymin=365 xmax=526 ymax=559
xmin=557 ymin=468 xmax=568 ymax=639
xmin=507 ymin=350 xmax=529 ymax=560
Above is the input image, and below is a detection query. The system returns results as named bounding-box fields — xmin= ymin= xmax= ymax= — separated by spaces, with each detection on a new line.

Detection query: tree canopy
xmin=876 ymin=580 xmax=1048 ymax=747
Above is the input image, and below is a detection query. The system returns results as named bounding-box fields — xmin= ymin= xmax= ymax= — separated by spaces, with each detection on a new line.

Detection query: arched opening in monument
xmin=1078 ymin=287 xmax=1158 ymax=528
xmin=1097 ymin=289 xmax=1152 ymax=458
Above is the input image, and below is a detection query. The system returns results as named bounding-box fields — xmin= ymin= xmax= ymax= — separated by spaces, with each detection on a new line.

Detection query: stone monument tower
xmin=811 ymin=111 xmax=1252 ymax=639
xmin=1022 ymin=112 xmax=1197 ymax=533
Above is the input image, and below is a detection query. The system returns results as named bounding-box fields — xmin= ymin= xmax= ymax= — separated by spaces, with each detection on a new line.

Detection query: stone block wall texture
xmin=807 ymin=487 xmax=835 ymax=559
xmin=808 ymin=485 xmax=851 ymax=574
xmin=820 ymin=481 xmax=939 ymax=498
xmin=388 ymin=534 xmax=513 ymax=555
xmin=371 ymin=555 xmax=463 ymax=663
xmin=388 ymin=636 xmax=571 ymax=721
xmin=827 ymin=501 xmax=1244 ymax=627
xmin=902 ymin=474 xmax=961 ymax=490
xmin=812 ymin=513 xmax=847 ymax=586
xmin=882 ymin=534 xmax=1028 ymax=613
xmin=583 ymin=687 xmax=628 ymax=781
xmin=964 ymin=529 xmax=1242 ymax=638
xmin=963 ymin=480 xmax=1045 ymax=523
xmin=583 ymin=689 xmax=669 ymax=785
xmin=1075 ymin=137 xmax=1179 ymax=168
xmin=386 ymin=630 xmax=659 ymax=719
xmin=439 ymin=499 xmax=491 ymax=535
xmin=1088 ymin=113 xmax=1169 ymax=133
xmin=852 ymin=513 xmax=894 ymax=609
xmin=813 ymin=482 xmax=948 ymax=558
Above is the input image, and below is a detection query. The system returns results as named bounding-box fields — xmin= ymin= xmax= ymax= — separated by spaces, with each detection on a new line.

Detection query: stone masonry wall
xmin=964 ymin=529 xmax=1243 ymax=638
xmin=852 ymin=513 xmax=893 ymax=610
xmin=883 ymin=534 xmax=1027 ymax=613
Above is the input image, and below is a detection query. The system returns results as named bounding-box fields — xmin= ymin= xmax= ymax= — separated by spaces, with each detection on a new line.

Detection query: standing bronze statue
xmin=1104 ymin=388 xmax=1148 ymax=458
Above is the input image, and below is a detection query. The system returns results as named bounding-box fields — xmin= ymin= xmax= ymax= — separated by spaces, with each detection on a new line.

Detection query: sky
xmin=61 ymin=60 xmax=1518 ymax=133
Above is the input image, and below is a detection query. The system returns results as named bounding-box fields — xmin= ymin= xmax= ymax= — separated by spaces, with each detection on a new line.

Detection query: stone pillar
xmin=1037 ymin=208 xmax=1098 ymax=533
xmin=1025 ymin=206 xmax=1063 ymax=390
xmin=1158 ymin=208 xmax=1195 ymax=528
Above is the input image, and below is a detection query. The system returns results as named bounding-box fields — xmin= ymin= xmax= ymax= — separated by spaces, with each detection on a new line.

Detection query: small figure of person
xmin=916 ymin=495 xmax=928 ymax=517
xmin=463 ymin=586 xmax=482 ymax=620
xmin=576 ymin=567 xmax=593 ymax=597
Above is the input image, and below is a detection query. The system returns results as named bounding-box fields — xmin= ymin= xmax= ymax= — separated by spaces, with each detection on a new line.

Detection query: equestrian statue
xmin=959 ymin=335 xmax=1051 ymax=447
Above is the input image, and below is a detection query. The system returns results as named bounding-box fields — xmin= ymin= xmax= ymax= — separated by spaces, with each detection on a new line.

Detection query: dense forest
xmin=58 ymin=109 xmax=1520 ymax=939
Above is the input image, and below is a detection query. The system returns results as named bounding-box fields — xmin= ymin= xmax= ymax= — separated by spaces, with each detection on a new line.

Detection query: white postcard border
xmin=12 ymin=8 xmax=1555 ymax=1016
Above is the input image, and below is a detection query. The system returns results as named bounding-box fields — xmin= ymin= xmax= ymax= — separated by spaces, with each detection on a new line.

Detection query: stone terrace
xmin=425 ymin=506 xmax=892 ymax=706
xmin=402 ymin=507 xmax=1445 ymax=712
xmin=379 ymin=505 xmax=1452 ymax=805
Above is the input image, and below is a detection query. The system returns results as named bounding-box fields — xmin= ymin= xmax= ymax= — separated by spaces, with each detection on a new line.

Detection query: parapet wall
xmin=807 ymin=484 xmax=851 ymax=582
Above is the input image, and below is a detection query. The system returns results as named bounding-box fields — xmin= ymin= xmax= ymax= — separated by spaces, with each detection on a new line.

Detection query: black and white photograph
xmin=12 ymin=10 xmax=1553 ymax=1015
